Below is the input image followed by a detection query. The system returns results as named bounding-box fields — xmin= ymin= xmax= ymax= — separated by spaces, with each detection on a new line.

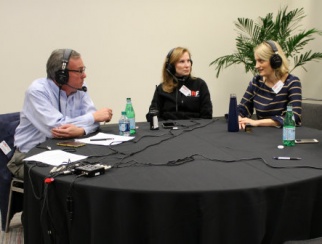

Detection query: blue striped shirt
xmin=237 ymin=74 xmax=302 ymax=126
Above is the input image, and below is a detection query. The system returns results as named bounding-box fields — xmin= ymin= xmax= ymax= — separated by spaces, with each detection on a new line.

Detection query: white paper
xmin=23 ymin=150 xmax=87 ymax=166
xmin=75 ymin=132 xmax=134 ymax=146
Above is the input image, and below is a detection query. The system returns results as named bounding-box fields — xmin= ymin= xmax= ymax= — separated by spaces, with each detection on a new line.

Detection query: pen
xmin=90 ymin=138 xmax=114 ymax=141
xmin=273 ymin=157 xmax=302 ymax=160
xmin=36 ymin=145 xmax=52 ymax=150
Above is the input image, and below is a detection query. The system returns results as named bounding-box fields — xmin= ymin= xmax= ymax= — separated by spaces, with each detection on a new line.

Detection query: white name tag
xmin=0 ymin=140 xmax=12 ymax=155
xmin=179 ymin=85 xmax=191 ymax=96
xmin=272 ymin=80 xmax=283 ymax=94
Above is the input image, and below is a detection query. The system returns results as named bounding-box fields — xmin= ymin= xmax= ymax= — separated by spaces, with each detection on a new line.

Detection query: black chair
xmin=302 ymin=102 xmax=322 ymax=130
xmin=0 ymin=112 xmax=22 ymax=231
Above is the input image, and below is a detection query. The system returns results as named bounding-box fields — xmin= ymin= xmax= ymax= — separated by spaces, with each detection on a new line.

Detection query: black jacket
xmin=146 ymin=76 xmax=212 ymax=121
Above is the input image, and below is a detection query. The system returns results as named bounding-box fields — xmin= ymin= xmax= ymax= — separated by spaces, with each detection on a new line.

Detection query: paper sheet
xmin=23 ymin=150 xmax=87 ymax=166
xmin=75 ymin=132 xmax=134 ymax=146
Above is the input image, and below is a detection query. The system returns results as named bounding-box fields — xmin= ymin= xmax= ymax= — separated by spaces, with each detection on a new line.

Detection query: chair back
xmin=0 ymin=112 xmax=20 ymax=231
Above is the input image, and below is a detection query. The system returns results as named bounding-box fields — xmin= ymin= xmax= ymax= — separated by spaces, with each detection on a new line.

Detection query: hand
xmin=51 ymin=124 xmax=85 ymax=138
xmin=93 ymin=108 xmax=113 ymax=123
xmin=238 ymin=116 xmax=259 ymax=130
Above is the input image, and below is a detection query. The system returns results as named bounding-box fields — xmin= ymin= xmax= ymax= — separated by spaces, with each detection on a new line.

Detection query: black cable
xmin=112 ymin=119 xmax=216 ymax=168
xmin=113 ymin=153 xmax=322 ymax=170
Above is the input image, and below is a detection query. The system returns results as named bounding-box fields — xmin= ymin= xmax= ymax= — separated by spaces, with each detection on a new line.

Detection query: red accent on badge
xmin=191 ymin=91 xmax=196 ymax=97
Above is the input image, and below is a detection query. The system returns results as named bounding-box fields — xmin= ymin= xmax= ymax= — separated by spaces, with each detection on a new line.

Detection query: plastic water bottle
xmin=125 ymin=98 xmax=136 ymax=135
xmin=119 ymin=111 xmax=130 ymax=136
xmin=283 ymin=105 xmax=295 ymax=146
xmin=228 ymin=94 xmax=239 ymax=132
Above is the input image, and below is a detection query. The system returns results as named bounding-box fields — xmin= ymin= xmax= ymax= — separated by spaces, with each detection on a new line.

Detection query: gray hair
xmin=46 ymin=49 xmax=81 ymax=80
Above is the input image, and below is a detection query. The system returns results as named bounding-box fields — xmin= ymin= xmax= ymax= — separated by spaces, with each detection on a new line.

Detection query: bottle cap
xmin=277 ymin=145 xmax=284 ymax=149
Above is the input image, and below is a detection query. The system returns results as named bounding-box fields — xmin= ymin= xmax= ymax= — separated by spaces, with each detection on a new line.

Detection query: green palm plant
xmin=210 ymin=7 xmax=322 ymax=78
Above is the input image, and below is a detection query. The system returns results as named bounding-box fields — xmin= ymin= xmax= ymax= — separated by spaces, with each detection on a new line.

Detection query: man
xmin=7 ymin=49 xmax=113 ymax=179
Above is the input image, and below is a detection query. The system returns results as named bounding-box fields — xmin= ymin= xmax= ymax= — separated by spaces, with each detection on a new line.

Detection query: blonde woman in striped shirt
xmin=238 ymin=40 xmax=302 ymax=130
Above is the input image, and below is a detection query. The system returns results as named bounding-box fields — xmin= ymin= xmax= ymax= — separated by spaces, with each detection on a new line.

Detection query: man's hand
xmin=51 ymin=124 xmax=85 ymax=138
xmin=93 ymin=108 xmax=113 ymax=123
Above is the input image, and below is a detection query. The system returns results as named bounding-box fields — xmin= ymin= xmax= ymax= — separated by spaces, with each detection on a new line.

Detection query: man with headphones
xmin=237 ymin=40 xmax=302 ymax=130
xmin=7 ymin=49 xmax=113 ymax=179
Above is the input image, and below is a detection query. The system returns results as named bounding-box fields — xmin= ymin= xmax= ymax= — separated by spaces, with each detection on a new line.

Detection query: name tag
xmin=0 ymin=140 xmax=12 ymax=155
xmin=179 ymin=85 xmax=191 ymax=96
xmin=272 ymin=80 xmax=283 ymax=94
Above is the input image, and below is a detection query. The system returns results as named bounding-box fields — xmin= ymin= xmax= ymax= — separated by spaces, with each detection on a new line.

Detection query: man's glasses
xmin=68 ymin=66 xmax=86 ymax=74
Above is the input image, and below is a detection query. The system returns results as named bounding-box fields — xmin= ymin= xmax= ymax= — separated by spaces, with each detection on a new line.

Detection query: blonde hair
xmin=161 ymin=47 xmax=193 ymax=93
xmin=254 ymin=41 xmax=289 ymax=78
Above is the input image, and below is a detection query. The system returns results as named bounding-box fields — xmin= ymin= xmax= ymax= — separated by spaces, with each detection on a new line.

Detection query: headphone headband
xmin=55 ymin=49 xmax=73 ymax=85
xmin=165 ymin=48 xmax=175 ymax=75
xmin=264 ymin=40 xmax=282 ymax=69
xmin=265 ymin=40 xmax=278 ymax=53
xmin=61 ymin=49 xmax=72 ymax=71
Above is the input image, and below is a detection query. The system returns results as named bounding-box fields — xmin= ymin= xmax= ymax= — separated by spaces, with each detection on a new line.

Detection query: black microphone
xmin=64 ymin=83 xmax=87 ymax=92
xmin=166 ymin=69 xmax=178 ymax=84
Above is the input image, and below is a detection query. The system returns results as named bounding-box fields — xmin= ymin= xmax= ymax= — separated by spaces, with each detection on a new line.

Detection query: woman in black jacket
xmin=147 ymin=47 xmax=213 ymax=121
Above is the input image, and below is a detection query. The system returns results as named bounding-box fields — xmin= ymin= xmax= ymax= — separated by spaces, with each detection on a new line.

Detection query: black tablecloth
xmin=24 ymin=118 xmax=322 ymax=244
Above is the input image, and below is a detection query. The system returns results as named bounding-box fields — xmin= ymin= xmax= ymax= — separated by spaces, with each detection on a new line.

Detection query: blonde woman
xmin=238 ymin=41 xmax=302 ymax=129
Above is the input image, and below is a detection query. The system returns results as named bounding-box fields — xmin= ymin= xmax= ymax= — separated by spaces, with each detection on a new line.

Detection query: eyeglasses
xmin=68 ymin=66 xmax=86 ymax=74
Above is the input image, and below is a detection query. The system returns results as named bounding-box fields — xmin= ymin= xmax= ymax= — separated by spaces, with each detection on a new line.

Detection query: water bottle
xmin=283 ymin=105 xmax=295 ymax=146
xmin=119 ymin=111 xmax=130 ymax=136
xmin=125 ymin=98 xmax=136 ymax=135
xmin=228 ymin=94 xmax=239 ymax=132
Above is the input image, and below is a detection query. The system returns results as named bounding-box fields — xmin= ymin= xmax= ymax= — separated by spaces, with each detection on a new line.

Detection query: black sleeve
xmin=199 ymin=80 xmax=213 ymax=119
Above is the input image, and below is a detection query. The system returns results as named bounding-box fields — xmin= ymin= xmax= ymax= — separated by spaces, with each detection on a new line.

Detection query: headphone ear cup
xmin=55 ymin=69 xmax=69 ymax=85
xmin=270 ymin=54 xmax=282 ymax=69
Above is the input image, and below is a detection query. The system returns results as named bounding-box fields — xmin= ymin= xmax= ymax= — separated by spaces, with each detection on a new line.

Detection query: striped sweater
xmin=237 ymin=74 xmax=302 ymax=126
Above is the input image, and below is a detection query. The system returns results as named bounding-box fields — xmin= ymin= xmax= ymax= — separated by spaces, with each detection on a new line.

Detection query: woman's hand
xmin=238 ymin=116 xmax=280 ymax=129
xmin=238 ymin=116 xmax=259 ymax=130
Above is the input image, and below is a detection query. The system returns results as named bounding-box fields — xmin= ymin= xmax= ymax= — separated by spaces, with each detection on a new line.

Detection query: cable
xmin=113 ymin=119 xmax=216 ymax=168
xmin=113 ymin=153 xmax=322 ymax=170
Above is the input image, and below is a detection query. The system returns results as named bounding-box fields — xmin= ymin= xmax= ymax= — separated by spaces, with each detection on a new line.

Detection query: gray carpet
xmin=0 ymin=212 xmax=24 ymax=244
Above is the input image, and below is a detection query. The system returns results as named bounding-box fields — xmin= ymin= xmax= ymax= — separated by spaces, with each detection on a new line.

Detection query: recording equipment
xmin=74 ymin=164 xmax=111 ymax=177
xmin=265 ymin=40 xmax=282 ymax=69
xmin=55 ymin=49 xmax=73 ymax=85
xmin=65 ymin=83 xmax=87 ymax=92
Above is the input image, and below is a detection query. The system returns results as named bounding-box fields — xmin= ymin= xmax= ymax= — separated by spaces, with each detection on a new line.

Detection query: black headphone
xmin=265 ymin=40 xmax=282 ymax=69
xmin=165 ymin=48 xmax=193 ymax=75
xmin=55 ymin=49 xmax=72 ymax=85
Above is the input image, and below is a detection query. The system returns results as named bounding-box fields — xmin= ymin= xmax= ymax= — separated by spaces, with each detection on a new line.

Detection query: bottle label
xmin=119 ymin=122 xmax=130 ymax=132
xmin=283 ymin=127 xmax=295 ymax=140
xmin=128 ymin=118 xmax=135 ymax=130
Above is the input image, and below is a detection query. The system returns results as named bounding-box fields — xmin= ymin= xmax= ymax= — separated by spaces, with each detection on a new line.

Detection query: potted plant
xmin=210 ymin=7 xmax=322 ymax=78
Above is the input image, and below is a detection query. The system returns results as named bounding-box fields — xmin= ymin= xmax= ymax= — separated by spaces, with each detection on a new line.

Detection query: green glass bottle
xmin=125 ymin=98 xmax=136 ymax=135
xmin=283 ymin=105 xmax=295 ymax=146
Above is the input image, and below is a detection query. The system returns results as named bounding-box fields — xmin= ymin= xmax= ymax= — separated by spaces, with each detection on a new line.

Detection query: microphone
xmin=64 ymin=83 xmax=87 ymax=92
xmin=166 ymin=69 xmax=178 ymax=84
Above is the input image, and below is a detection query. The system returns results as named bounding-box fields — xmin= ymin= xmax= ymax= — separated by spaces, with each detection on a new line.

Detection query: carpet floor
xmin=0 ymin=212 xmax=24 ymax=244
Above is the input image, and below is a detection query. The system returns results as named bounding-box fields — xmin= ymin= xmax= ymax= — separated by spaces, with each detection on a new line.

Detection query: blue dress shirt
xmin=14 ymin=78 xmax=99 ymax=152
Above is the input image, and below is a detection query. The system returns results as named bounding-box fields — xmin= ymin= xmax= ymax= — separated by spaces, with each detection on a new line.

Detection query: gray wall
xmin=1 ymin=0 xmax=321 ymax=123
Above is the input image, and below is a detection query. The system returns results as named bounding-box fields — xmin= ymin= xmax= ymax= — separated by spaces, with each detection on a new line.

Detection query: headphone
xmin=55 ymin=49 xmax=72 ymax=85
xmin=265 ymin=40 xmax=282 ymax=69
xmin=165 ymin=48 xmax=193 ymax=75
